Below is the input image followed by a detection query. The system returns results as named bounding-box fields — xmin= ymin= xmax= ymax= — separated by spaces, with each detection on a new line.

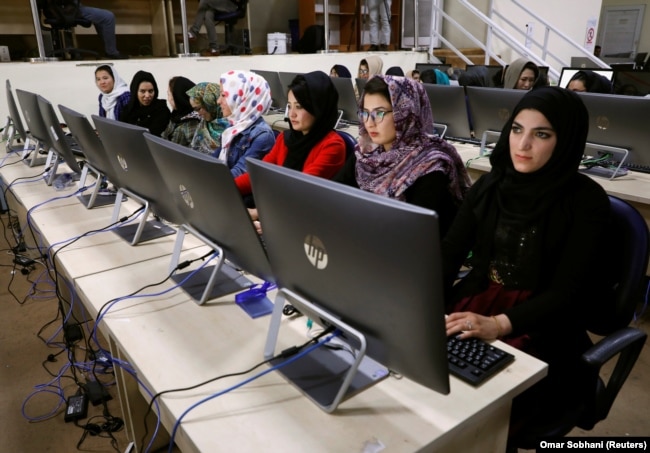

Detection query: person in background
xmin=567 ymin=70 xmax=613 ymax=94
xmin=594 ymin=45 xmax=602 ymax=58
xmin=236 ymin=71 xmax=347 ymax=224
xmin=367 ymin=0 xmax=392 ymax=51
xmin=458 ymin=65 xmax=491 ymax=87
xmin=334 ymin=75 xmax=470 ymax=237
xmin=358 ymin=55 xmax=384 ymax=80
xmin=406 ymin=69 xmax=421 ymax=82
xmin=187 ymin=0 xmax=238 ymax=56
xmin=162 ymin=76 xmax=201 ymax=147
xmin=78 ymin=3 xmax=128 ymax=59
xmin=217 ymin=70 xmax=275 ymax=177
xmin=186 ymin=82 xmax=228 ymax=155
xmin=330 ymin=64 xmax=352 ymax=78
xmin=120 ymin=70 xmax=171 ymax=136
xmin=95 ymin=65 xmax=130 ymax=120
xmin=385 ymin=66 xmax=405 ymax=77
xmin=503 ymin=57 xmax=539 ymax=90
xmin=442 ymin=86 xmax=610 ymax=448
xmin=420 ymin=68 xmax=450 ymax=85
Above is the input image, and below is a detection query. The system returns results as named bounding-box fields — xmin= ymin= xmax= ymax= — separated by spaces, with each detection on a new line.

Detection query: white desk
xmin=2 ymin=146 xmax=549 ymax=453
xmin=75 ymin=256 xmax=547 ymax=453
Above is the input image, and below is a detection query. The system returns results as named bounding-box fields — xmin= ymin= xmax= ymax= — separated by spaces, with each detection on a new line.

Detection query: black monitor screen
xmin=613 ymin=70 xmax=650 ymax=96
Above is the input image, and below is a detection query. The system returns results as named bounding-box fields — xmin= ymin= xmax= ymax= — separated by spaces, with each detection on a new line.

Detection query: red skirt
xmin=451 ymin=280 xmax=532 ymax=351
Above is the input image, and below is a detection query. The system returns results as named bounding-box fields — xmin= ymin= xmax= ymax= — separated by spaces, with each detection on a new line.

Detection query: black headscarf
xmin=568 ymin=70 xmax=613 ymax=94
xmin=120 ymin=70 xmax=160 ymax=122
xmin=282 ymin=71 xmax=339 ymax=171
xmin=476 ymin=86 xmax=589 ymax=223
xmin=169 ymin=76 xmax=196 ymax=123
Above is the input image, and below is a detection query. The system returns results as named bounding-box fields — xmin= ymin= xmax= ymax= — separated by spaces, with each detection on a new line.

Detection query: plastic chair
xmin=212 ymin=0 xmax=250 ymax=55
xmin=38 ymin=0 xmax=99 ymax=60
xmin=515 ymin=195 xmax=649 ymax=448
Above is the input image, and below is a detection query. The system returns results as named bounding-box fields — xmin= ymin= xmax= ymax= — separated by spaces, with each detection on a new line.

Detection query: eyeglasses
xmin=358 ymin=69 xmax=369 ymax=75
xmin=359 ymin=110 xmax=393 ymax=124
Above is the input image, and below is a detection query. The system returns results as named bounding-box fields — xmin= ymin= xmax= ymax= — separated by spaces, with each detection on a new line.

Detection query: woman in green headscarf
xmin=186 ymin=82 xmax=229 ymax=155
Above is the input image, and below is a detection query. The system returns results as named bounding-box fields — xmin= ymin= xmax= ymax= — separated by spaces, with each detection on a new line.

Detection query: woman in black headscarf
xmin=442 ymin=86 xmax=611 ymax=446
xmin=161 ymin=76 xmax=200 ymax=146
xmin=235 ymin=71 xmax=347 ymax=198
xmin=120 ymin=70 xmax=170 ymax=136
xmin=567 ymin=69 xmax=613 ymax=93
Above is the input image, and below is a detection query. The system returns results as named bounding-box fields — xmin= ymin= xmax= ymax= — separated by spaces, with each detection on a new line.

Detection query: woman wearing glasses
xmin=334 ymin=75 xmax=470 ymax=237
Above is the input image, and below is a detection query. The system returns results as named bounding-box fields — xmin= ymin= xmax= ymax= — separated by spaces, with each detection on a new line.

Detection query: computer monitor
xmin=465 ymin=86 xmax=526 ymax=153
xmin=5 ymin=80 xmax=31 ymax=153
xmin=57 ymin=105 xmax=119 ymax=209
xmin=36 ymin=95 xmax=83 ymax=186
xmin=15 ymin=89 xmax=52 ymax=167
xmin=329 ymin=76 xmax=359 ymax=124
xmin=422 ymin=83 xmax=472 ymax=139
xmin=612 ymin=70 xmax=650 ymax=96
xmin=570 ymin=56 xmax=599 ymax=68
xmin=578 ymin=91 xmax=650 ymax=172
xmin=92 ymin=115 xmax=177 ymax=245
xmin=355 ymin=77 xmax=367 ymax=95
xmin=278 ymin=71 xmax=303 ymax=103
xmin=415 ymin=63 xmax=452 ymax=73
xmin=251 ymin=69 xmax=287 ymax=112
xmin=247 ymin=158 xmax=450 ymax=412
xmin=558 ymin=67 xmax=615 ymax=88
xmin=144 ymin=132 xmax=273 ymax=304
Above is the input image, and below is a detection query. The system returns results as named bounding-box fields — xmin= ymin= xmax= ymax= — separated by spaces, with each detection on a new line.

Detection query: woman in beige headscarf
xmin=503 ymin=57 xmax=539 ymax=90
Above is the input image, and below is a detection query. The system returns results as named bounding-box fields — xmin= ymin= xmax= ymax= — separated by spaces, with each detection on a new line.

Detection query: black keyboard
xmin=447 ymin=335 xmax=515 ymax=386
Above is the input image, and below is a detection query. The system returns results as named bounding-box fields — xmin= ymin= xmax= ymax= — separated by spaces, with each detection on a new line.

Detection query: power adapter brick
xmin=83 ymin=381 xmax=112 ymax=406
xmin=64 ymin=394 xmax=88 ymax=423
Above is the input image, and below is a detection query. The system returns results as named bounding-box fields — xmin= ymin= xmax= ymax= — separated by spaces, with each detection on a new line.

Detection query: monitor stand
xmin=76 ymin=163 xmax=120 ymax=208
xmin=580 ymin=143 xmax=629 ymax=180
xmin=263 ymin=289 xmax=389 ymax=413
xmin=110 ymin=188 xmax=175 ymax=245
xmin=21 ymin=139 xmax=51 ymax=167
xmin=168 ymin=226 xmax=254 ymax=305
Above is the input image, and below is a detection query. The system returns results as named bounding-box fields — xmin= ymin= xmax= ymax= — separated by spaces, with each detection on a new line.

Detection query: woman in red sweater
xmin=235 ymin=70 xmax=346 ymax=201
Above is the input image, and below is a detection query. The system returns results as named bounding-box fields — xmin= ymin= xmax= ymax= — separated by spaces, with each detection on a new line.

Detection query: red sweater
xmin=235 ymin=130 xmax=347 ymax=195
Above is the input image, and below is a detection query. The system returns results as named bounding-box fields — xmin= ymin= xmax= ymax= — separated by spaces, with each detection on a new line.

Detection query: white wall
xmin=0 ymin=51 xmax=426 ymax=124
xmin=440 ymin=0 xmax=603 ymax=76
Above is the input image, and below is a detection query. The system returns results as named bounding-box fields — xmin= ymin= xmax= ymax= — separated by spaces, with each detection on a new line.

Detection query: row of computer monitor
xmin=4 ymin=82 xmax=451 ymax=412
xmin=416 ymin=62 xmax=650 ymax=96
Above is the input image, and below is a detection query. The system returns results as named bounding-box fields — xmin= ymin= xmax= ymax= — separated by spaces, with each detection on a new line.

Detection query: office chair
xmin=212 ymin=0 xmax=251 ymax=55
xmin=515 ymin=195 xmax=649 ymax=449
xmin=38 ymin=0 xmax=99 ymax=60
xmin=336 ymin=130 xmax=358 ymax=162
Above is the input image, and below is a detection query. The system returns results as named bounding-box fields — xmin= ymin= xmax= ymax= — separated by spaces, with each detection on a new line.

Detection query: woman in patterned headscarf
xmin=334 ymin=75 xmax=470 ymax=237
xmin=216 ymin=70 xmax=276 ymax=177
xmin=186 ymin=82 xmax=228 ymax=155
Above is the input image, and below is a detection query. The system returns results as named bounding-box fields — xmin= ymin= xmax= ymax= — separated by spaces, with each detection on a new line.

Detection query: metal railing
xmin=428 ymin=0 xmax=610 ymax=83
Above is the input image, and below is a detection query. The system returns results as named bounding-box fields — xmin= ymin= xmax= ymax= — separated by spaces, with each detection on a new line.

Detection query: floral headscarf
xmin=355 ymin=75 xmax=470 ymax=203
xmin=186 ymin=82 xmax=228 ymax=154
xmin=218 ymin=70 xmax=272 ymax=159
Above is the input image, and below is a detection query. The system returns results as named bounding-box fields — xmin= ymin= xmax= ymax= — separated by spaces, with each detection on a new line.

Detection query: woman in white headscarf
xmin=95 ymin=64 xmax=130 ymax=120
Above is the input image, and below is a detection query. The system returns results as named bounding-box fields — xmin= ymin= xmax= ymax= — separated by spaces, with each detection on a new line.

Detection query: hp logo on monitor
xmin=304 ymin=234 xmax=328 ymax=269
xmin=116 ymin=154 xmax=128 ymax=171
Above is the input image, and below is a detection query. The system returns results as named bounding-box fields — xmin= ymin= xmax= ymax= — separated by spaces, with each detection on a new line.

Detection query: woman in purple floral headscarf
xmin=334 ymin=75 xmax=470 ymax=237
